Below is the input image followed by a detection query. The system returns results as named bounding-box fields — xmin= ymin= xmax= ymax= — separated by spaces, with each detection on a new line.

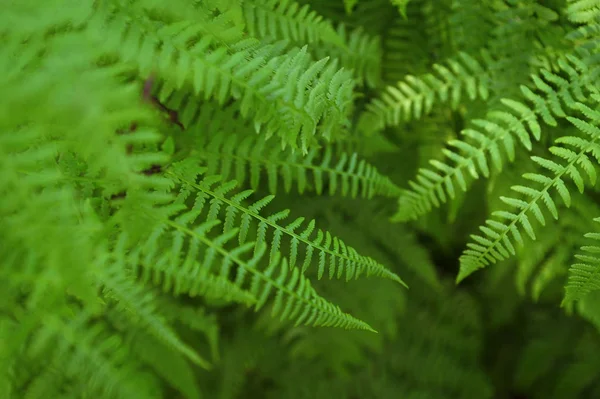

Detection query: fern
xmin=8 ymin=1 xmax=600 ymax=398
xmin=458 ymin=102 xmax=600 ymax=282
xmin=566 ymin=0 xmax=600 ymax=24
xmin=360 ymin=51 xmax=492 ymax=134
xmin=166 ymin=159 xmax=404 ymax=285
xmin=89 ymin=2 xmax=355 ymax=152
xmin=564 ymin=217 xmax=600 ymax=304
xmin=394 ymin=53 xmax=597 ymax=222
xmin=192 ymin=132 xmax=401 ymax=197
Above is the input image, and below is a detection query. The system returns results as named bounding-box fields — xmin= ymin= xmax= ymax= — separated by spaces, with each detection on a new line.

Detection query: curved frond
xmin=394 ymin=55 xmax=596 ymax=222
xmin=195 ymin=132 xmax=402 ymax=198
xmin=457 ymin=103 xmax=600 ymax=282
xmin=88 ymin=2 xmax=355 ymax=152
xmin=360 ymin=51 xmax=492 ymax=134
xmin=133 ymin=204 xmax=376 ymax=330
xmin=166 ymin=159 xmax=405 ymax=285
xmin=564 ymin=217 xmax=600 ymax=304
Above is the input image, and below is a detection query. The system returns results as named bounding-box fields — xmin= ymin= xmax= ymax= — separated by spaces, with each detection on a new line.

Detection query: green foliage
xmin=4 ymin=0 xmax=600 ymax=398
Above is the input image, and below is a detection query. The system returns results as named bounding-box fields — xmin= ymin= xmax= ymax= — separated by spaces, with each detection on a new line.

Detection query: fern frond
xmin=313 ymin=23 xmax=382 ymax=87
xmin=88 ymin=3 xmax=355 ymax=152
xmin=98 ymin=256 xmax=212 ymax=369
xmin=566 ymin=0 xmax=600 ymax=24
xmin=360 ymin=51 xmax=492 ymax=134
xmin=167 ymin=160 xmax=405 ymax=285
xmin=457 ymin=103 xmax=600 ymax=282
xmin=448 ymin=0 xmax=494 ymax=54
xmin=394 ymin=55 xmax=596 ymax=222
xmin=512 ymin=192 xmax=599 ymax=299
xmin=382 ymin=18 xmax=429 ymax=83
xmin=393 ymin=98 xmax=541 ymax=222
xmin=157 ymin=300 xmax=220 ymax=361
xmin=27 ymin=313 xmax=153 ymax=399
xmin=129 ymin=330 xmax=202 ymax=399
xmin=564 ymin=217 xmax=600 ymax=304
xmin=242 ymin=0 xmax=341 ymax=45
xmin=195 ymin=132 xmax=401 ymax=197
xmin=133 ymin=197 xmax=377 ymax=330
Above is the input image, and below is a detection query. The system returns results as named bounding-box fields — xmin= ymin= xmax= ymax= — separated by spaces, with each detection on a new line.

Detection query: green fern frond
xmin=124 ymin=220 xmax=257 ymax=305
xmin=394 ymin=55 xmax=596 ymax=222
xmin=157 ymin=300 xmax=220 ymax=361
xmin=448 ymin=0 xmax=494 ymax=54
xmin=393 ymin=98 xmax=541 ymax=222
xmin=194 ymin=132 xmax=401 ymax=198
xmin=360 ymin=51 xmax=492 ymax=134
xmin=566 ymin=0 xmax=600 ymax=24
xmin=564 ymin=217 xmax=600 ymax=304
xmin=167 ymin=159 xmax=405 ymax=285
xmin=27 ymin=313 xmax=153 ymax=399
xmin=88 ymin=3 xmax=355 ymax=152
xmin=131 ymin=192 xmax=377 ymax=330
xmin=512 ymin=192 xmax=599 ymax=300
xmin=98 ymin=257 xmax=212 ymax=369
xmin=129 ymin=331 xmax=202 ymax=399
xmin=457 ymin=103 xmax=600 ymax=283
xmin=313 ymin=23 xmax=382 ymax=87
xmin=242 ymin=0 xmax=341 ymax=45
xmin=381 ymin=13 xmax=430 ymax=83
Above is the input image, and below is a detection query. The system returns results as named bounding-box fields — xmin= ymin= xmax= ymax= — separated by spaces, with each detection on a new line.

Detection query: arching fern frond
xmin=166 ymin=159 xmax=405 ymax=285
xmin=26 ymin=313 xmax=153 ymax=399
xmin=359 ymin=51 xmax=492 ymax=134
xmin=457 ymin=102 xmax=600 ymax=283
xmin=393 ymin=97 xmax=541 ymax=222
xmin=509 ymin=191 xmax=600 ymax=300
xmin=88 ymin=3 xmax=355 ymax=152
xmin=98 ymin=256 xmax=212 ymax=370
xmin=313 ymin=23 xmax=382 ymax=87
xmin=132 ymin=204 xmax=375 ymax=330
xmin=563 ymin=217 xmax=600 ymax=304
xmin=242 ymin=0 xmax=341 ymax=46
xmin=193 ymin=132 xmax=401 ymax=198
xmin=566 ymin=0 xmax=600 ymax=24
xmin=394 ymin=54 xmax=597 ymax=222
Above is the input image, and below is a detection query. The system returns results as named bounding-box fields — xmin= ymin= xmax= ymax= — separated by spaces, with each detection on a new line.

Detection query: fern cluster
xmin=4 ymin=0 xmax=600 ymax=398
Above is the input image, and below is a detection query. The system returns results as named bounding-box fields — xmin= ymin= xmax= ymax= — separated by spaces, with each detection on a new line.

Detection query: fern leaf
xmin=194 ymin=132 xmax=401 ymax=198
xmin=133 ymin=194 xmax=377 ymax=330
xmin=27 ymin=313 xmax=153 ymax=399
xmin=313 ymin=23 xmax=382 ymax=87
xmin=458 ymin=104 xmax=600 ymax=282
xmin=393 ymin=98 xmax=540 ymax=221
xmin=566 ymin=0 xmax=600 ymax=23
xmin=564 ymin=217 xmax=600 ymax=304
xmin=88 ymin=4 xmax=354 ymax=152
xmin=394 ymin=56 xmax=596 ymax=222
xmin=130 ymin=331 xmax=202 ymax=399
xmin=360 ymin=51 xmax=492 ymax=134
xmin=98 ymin=252 xmax=212 ymax=369
xmin=167 ymin=160 xmax=406 ymax=285
xmin=242 ymin=0 xmax=341 ymax=45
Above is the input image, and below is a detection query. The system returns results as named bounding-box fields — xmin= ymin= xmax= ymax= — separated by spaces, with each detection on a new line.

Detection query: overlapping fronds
xmin=394 ymin=54 xmax=597 ymax=222
xmin=564 ymin=217 xmax=600 ymax=304
xmin=360 ymin=51 xmax=492 ymax=134
xmin=129 ymin=202 xmax=376 ymax=331
xmin=88 ymin=1 xmax=355 ymax=152
xmin=192 ymin=132 xmax=401 ymax=198
xmin=458 ymin=102 xmax=600 ymax=282
xmin=166 ymin=159 xmax=405 ymax=285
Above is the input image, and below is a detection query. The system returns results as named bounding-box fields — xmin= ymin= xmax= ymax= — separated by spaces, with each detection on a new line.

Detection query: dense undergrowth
xmin=3 ymin=0 xmax=600 ymax=398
